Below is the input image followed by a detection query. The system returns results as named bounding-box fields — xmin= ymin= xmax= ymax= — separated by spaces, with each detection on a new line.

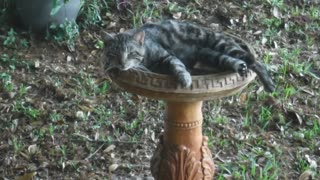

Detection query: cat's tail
xmin=249 ymin=61 xmax=276 ymax=93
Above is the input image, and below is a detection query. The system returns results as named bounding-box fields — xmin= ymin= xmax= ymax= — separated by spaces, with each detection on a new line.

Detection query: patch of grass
xmin=132 ymin=0 xmax=162 ymax=26
xmin=283 ymin=84 xmax=296 ymax=99
xmin=258 ymin=106 xmax=273 ymax=129
xmin=308 ymin=5 xmax=320 ymax=19
xmin=215 ymin=115 xmax=229 ymax=124
xmin=124 ymin=111 xmax=145 ymax=139
xmin=93 ymin=105 xmax=112 ymax=125
xmin=47 ymin=20 xmax=79 ymax=49
xmin=2 ymin=28 xmax=29 ymax=49
xmin=71 ymin=71 xmax=102 ymax=97
xmin=166 ymin=2 xmax=200 ymax=19
xmin=12 ymin=101 xmax=41 ymax=120
xmin=50 ymin=112 xmax=63 ymax=122
xmin=32 ymin=128 xmax=47 ymax=141
xmin=278 ymin=48 xmax=313 ymax=78
xmin=19 ymin=83 xmax=27 ymax=97
xmin=262 ymin=18 xmax=282 ymax=29
xmin=79 ymin=0 xmax=110 ymax=26
xmin=267 ymin=0 xmax=285 ymax=9
xmin=0 ymin=72 xmax=14 ymax=91
xmin=3 ymin=28 xmax=17 ymax=48
xmin=12 ymin=137 xmax=24 ymax=153
xmin=296 ymin=152 xmax=310 ymax=172
xmin=0 ymin=54 xmax=32 ymax=70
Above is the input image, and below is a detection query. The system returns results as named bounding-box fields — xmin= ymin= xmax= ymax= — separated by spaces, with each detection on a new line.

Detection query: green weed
xmin=95 ymin=39 xmax=104 ymax=49
xmin=48 ymin=20 xmax=79 ymax=49
xmin=0 ymin=72 xmax=14 ymax=91
xmin=166 ymin=2 xmax=200 ymax=19
xmin=132 ymin=0 xmax=161 ymax=26
xmin=279 ymin=48 xmax=312 ymax=77
xmin=3 ymin=28 xmax=17 ymax=48
xmin=296 ymin=153 xmax=309 ymax=172
xmin=12 ymin=137 xmax=24 ymax=153
xmin=12 ymin=101 xmax=41 ymax=120
xmin=309 ymin=5 xmax=320 ymax=19
xmin=267 ymin=0 xmax=285 ymax=9
xmin=50 ymin=112 xmax=63 ymax=122
xmin=93 ymin=105 xmax=112 ymax=124
xmin=283 ymin=84 xmax=296 ymax=99
xmin=79 ymin=0 xmax=109 ymax=26
xmin=19 ymin=38 xmax=29 ymax=48
xmin=258 ymin=106 xmax=273 ymax=129
xmin=0 ymin=54 xmax=31 ymax=70
xmin=263 ymin=51 xmax=272 ymax=64
xmin=19 ymin=83 xmax=27 ymax=97
xmin=99 ymin=81 xmax=109 ymax=94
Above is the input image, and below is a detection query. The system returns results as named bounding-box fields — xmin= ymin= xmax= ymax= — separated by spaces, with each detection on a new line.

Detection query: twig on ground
xmin=85 ymin=143 xmax=105 ymax=160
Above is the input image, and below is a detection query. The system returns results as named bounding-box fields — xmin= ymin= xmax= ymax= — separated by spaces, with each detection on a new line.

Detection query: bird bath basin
xmin=109 ymin=69 xmax=256 ymax=179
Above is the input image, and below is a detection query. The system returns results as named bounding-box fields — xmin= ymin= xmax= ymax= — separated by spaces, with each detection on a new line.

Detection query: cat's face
xmin=103 ymin=31 xmax=146 ymax=71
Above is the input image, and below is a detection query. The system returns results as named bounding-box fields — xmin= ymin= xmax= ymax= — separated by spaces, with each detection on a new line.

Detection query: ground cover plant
xmin=0 ymin=0 xmax=319 ymax=179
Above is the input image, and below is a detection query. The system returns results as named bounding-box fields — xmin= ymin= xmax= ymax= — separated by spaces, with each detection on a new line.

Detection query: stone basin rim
xmin=109 ymin=68 xmax=257 ymax=102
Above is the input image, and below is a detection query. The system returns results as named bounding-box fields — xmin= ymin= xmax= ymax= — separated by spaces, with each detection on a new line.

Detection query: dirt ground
xmin=0 ymin=0 xmax=319 ymax=179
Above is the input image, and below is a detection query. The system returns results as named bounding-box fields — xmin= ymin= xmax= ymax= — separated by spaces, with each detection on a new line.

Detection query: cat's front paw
xmin=177 ymin=72 xmax=192 ymax=88
xmin=237 ymin=62 xmax=248 ymax=76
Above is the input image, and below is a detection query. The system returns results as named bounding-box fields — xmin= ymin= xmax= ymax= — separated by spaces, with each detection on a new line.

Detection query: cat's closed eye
xmin=129 ymin=52 xmax=140 ymax=56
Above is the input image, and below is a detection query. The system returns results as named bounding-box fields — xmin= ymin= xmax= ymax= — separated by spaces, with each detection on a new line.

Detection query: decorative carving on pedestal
xmin=151 ymin=134 xmax=214 ymax=180
xmin=201 ymin=136 xmax=215 ymax=179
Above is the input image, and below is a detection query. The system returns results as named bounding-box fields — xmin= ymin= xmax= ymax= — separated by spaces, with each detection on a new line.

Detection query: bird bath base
xmin=151 ymin=101 xmax=214 ymax=179
xmin=109 ymin=68 xmax=256 ymax=179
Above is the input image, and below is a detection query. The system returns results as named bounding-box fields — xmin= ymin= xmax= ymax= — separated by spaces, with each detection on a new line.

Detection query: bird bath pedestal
xmin=109 ymin=69 xmax=256 ymax=179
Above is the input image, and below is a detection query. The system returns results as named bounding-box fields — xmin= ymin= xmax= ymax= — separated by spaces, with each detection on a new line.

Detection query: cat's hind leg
xmin=196 ymin=48 xmax=248 ymax=76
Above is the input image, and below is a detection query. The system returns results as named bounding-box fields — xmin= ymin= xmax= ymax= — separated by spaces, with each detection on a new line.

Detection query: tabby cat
xmin=103 ymin=20 xmax=275 ymax=92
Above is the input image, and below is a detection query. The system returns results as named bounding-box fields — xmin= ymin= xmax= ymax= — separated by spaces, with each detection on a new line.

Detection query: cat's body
xmin=103 ymin=20 xmax=275 ymax=92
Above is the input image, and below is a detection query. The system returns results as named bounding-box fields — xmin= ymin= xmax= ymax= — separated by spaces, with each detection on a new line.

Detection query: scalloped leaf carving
xmin=151 ymin=135 xmax=214 ymax=180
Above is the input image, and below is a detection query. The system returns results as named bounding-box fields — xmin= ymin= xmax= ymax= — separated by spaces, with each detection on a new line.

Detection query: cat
xmin=103 ymin=20 xmax=275 ymax=92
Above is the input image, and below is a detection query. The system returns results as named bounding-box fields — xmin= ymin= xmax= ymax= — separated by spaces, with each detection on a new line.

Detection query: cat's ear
xmin=101 ymin=31 xmax=115 ymax=42
xmin=133 ymin=31 xmax=145 ymax=45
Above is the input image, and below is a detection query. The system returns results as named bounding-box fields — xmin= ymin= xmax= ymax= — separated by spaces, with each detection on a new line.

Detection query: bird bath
xmin=109 ymin=68 xmax=256 ymax=179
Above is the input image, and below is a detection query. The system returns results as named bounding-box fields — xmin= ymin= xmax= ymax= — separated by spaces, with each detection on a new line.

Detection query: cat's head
xmin=102 ymin=31 xmax=146 ymax=71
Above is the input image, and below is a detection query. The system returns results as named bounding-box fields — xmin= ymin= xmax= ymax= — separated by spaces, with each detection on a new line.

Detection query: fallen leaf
xmin=103 ymin=144 xmax=116 ymax=153
xmin=16 ymin=172 xmax=37 ymax=180
xmin=299 ymin=170 xmax=314 ymax=180
xmin=78 ymin=105 xmax=93 ymax=112
xmin=28 ymin=144 xmax=38 ymax=154
xmin=239 ymin=93 xmax=247 ymax=103
xmin=272 ymin=7 xmax=281 ymax=19
xmin=261 ymin=37 xmax=268 ymax=45
xmin=300 ymin=87 xmax=314 ymax=95
xmin=173 ymin=12 xmax=182 ymax=19
xmin=34 ymin=60 xmax=40 ymax=68
xmin=253 ymin=30 xmax=262 ymax=35
xmin=108 ymin=164 xmax=119 ymax=172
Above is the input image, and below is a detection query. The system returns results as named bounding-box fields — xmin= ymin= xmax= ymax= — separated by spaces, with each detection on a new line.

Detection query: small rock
xmin=108 ymin=164 xmax=119 ymax=172
xmin=76 ymin=111 xmax=85 ymax=120
xmin=66 ymin=55 xmax=72 ymax=62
